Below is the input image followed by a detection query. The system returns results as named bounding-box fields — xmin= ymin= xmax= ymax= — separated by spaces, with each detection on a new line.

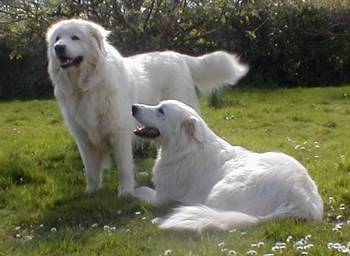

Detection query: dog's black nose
xmin=132 ymin=105 xmax=139 ymax=116
xmin=54 ymin=44 xmax=66 ymax=56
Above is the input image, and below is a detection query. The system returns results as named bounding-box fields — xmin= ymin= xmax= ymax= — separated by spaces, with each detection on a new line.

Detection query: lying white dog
xmin=132 ymin=100 xmax=323 ymax=231
xmin=46 ymin=19 xmax=248 ymax=195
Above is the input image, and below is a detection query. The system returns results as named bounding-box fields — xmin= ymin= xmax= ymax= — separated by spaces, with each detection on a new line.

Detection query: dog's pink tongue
xmin=134 ymin=127 xmax=160 ymax=138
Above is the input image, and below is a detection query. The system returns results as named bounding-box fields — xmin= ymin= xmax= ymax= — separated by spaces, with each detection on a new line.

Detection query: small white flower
xmin=257 ymin=242 xmax=265 ymax=247
xmin=15 ymin=233 xmax=21 ymax=238
xmin=342 ymin=247 xmax=350 ymax=253
xmin=50 ymin=227 xmax=57 ymax=232
xmin=336 ymin=215 xmax=343 ymax=220
xmin=151 ymin=218 xmax=159 ymax=224
xmin=164 ymin=249 xmax=172 ymax=255
xmin=296 ymin=246 xmax=304 ymax=251
xmin=333 ymin=243 xmax=341 ymax=249
xmin=246 ymin=250 xmax=257 ymax=255
xmin=135 ymin=211 xmax=141 ymax=215
xmin=91 ymin=223 xmax=98 ymax=228
xmin=333 ymin=223 xmax=343 ymax=233
xmin=275 ymin=242 xmax=286 ymax=247
xmin=271 ymin=247 xmax=280 ymax=252
xmin=228 ymin=250 xmax=237 ymax=255
xmin=332 ymin=227 xmax=340 ymax=232
xmin=339 ymin=204 xmax=346 ymax=210
xmin=304 ymin=244 xmax=314 ymax=250
xmin=305 ymin=234 xmax=312 ymax=240
xmin=103 ymin=225 xmax=110 ymax=231
xmin=218 ymin=242 xmax=225 ymax=248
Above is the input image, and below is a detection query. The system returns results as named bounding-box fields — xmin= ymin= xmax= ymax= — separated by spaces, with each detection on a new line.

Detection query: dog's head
xmin=132 ymin=100 xmax=206 ymax=145
xmin=46 ymin=19 xmax=110 ymax=70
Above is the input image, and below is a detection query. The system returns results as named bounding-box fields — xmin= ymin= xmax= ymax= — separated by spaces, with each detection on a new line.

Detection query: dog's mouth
xmin=58 ymin=56 xmax=84 ymax=69
xmin=134 ymin=126 xmax=160 ymax=139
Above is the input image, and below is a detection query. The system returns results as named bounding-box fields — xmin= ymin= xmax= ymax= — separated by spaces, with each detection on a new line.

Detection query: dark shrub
xmin=0 ymin=0 xmax=349 ymax=99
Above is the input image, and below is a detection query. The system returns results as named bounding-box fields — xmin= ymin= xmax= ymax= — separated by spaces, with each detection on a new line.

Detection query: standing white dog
xmin=132 ymin=100 xmax=323 ymax=231
xmin=46 ymin=19 xmax=248 ymax=195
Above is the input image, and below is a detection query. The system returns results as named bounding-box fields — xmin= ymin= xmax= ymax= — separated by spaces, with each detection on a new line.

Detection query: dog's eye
xmin=55 ymin=36 xmax=60 ymax=42
xmin=71 ymin=35 xmax=80 ymax=40
xmin=158 ymin=107 xmax=164 ymax=115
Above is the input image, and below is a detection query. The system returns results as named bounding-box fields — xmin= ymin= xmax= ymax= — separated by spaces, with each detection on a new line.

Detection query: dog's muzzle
xmin=54 ymin=44 xmax=83 ymax=69
xmin=132 ymin=105 xmax=160 ymax=139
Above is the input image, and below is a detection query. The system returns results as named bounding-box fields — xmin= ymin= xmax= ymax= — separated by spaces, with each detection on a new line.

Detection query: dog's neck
xmin=66 ymin=67 xmax=81 ymax=84
xmin=157 ymin=124 xmax=239 ymax=177
xmin=156 ymin=131 xmax=233 ymax=168
xmin=52 ymin=55 xmax=105 ymax=96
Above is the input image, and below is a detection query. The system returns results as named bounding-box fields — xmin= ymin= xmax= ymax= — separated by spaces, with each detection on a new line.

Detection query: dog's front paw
xmin=86 ymin=182 xmax=101 ymax=193
xmin=132 ymin=186 xmax=156 ymax=204
xmin=118 ymin=183 xmax=134 ymax=197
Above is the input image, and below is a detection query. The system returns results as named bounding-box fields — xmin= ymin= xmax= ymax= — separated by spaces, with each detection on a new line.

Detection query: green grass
xmin=1 ymin=86 xmax=350 ymax=255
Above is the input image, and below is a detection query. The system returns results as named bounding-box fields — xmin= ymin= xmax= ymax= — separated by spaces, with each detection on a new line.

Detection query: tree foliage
xmin=0 ymin=0 xmax=349 ymax=99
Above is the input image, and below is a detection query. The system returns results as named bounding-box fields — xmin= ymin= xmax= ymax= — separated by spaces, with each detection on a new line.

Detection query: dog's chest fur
xmin=55 ymin=83 xmax=116 ymax=147
xmin=152 ymin=146 xmax=227 ymax=205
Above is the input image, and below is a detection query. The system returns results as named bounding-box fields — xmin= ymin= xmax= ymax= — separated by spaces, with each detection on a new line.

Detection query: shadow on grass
xmin=37 ymin=189 xmax=144 ymax=233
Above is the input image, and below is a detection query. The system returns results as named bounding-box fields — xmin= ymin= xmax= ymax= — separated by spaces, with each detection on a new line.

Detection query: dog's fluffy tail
xmin=159 ymin=205 xmax=259 ymax=232
xmin=159 ymin=197 xmax=323 ymax=232
xmin=183 ymin=51 xmax=249 ymax=95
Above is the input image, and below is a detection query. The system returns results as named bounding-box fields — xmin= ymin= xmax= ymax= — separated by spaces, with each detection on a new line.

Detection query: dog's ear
xmin=88 ymin=22 xmax=110 ymax=55
xmin=181 ymin=116 xmax=205 ymax=142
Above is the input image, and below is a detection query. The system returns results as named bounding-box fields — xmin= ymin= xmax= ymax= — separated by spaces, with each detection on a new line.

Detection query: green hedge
xmin=0 ymin=0 xmax=349 ymax=99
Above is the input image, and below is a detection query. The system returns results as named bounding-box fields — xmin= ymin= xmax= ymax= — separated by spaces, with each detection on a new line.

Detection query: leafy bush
xmin=0 ymin=0 xmax=349 ymax=99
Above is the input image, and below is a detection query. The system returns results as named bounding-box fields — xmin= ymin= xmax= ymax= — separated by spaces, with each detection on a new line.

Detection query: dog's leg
xmin=111 ymin=131 xmax=135 ymax=196
xmin=133 ymin=186 xmax=156 ymax=205
xmin=67 ymin=117 xmax=104 ymax=193
xmin=76 ymin=140 xmax=104 ymax=193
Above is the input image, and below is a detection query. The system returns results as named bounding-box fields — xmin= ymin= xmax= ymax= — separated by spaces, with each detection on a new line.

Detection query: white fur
xmin=46 ymin=19 xmax=248 ymax=195
xmin=132 ymin=100 xmax=323 ymax=231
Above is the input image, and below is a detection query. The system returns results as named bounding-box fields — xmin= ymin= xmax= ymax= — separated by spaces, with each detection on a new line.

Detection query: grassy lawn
xmin=0 ymin=86 xmax=350 ymax=255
